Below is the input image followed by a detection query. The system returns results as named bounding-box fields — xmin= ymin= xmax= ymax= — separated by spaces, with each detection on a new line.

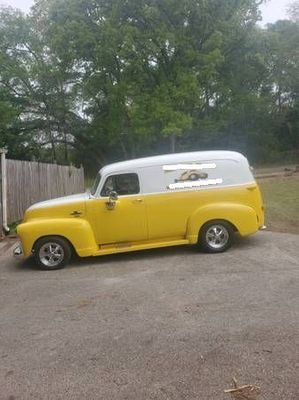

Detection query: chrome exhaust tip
xmin=259 ymin=225 xmax=267 ymax=231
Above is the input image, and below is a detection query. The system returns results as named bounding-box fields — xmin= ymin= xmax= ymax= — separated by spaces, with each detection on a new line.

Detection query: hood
xmin=24 ymin=192 xmax=89 ymax=221
xmin=28 ymin=192 xmax=89 ymax=211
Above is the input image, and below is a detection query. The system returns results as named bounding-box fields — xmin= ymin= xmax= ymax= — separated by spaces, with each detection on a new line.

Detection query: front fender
xmin=17 ymin=218 xmax=98 ymax=258
xmin=186 ymin=202 xmax=258 ymax=244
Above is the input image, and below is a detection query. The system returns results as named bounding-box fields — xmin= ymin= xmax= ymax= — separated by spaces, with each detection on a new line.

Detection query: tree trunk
xmin=205 ymin=89 xmax=210 ymax=116
xmin=49 ymin=131 xmax=57 ymax=163
xmin=277 ymin=86 xmax=282 ymax=113
xmin=119 ymin=136 xmax=129 ymax=159
xmin=170 ymin=134 xmax=176 ymax=153
xmin=64 ymin=132 xmax=69 ymax=164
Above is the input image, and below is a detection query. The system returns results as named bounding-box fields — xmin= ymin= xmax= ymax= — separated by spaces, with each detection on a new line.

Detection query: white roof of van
xmin=100 ymin=151 xmax=248 ymax=175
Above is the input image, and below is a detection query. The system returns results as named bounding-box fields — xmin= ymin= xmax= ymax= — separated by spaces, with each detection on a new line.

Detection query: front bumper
xmin=13 ymin=243 xmax=23 ymax=258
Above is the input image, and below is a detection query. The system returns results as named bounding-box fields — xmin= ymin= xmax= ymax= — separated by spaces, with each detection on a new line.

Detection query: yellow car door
xmin=87 ymin=173 xmax=148 ymax=245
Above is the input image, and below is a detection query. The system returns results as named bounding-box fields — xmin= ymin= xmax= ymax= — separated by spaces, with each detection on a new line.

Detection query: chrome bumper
xmin=13 ymin=243 xmax=23 ymax=258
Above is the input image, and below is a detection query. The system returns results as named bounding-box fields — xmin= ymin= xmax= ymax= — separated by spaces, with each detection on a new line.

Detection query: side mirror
xmin=106 ymin=191 xmax=118 ymax=210
xmin=109 ymin=191 xmax=118 ymax=201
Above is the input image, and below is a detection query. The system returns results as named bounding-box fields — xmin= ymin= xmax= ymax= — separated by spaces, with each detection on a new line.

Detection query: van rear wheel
xmin=198 ymin=221 xmax=234 ymax=253
xmin=34 ymin=236 xmax=71 ymax=270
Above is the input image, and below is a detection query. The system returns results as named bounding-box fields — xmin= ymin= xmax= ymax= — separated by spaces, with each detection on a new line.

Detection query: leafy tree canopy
xmin=0 ymin=0 xmax=298 ymax=171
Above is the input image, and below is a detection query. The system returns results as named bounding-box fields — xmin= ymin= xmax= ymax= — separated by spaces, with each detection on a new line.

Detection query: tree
xmin=0 ymin=5 xmax=83 ymax=163
xmin=287 ymin=0 xmax=299 ymax=22
xmin=265 ymin=20 xmax=299 ymax=152
xmin=42 ymin=0 xmax=264 ymax=157
xmin=1 ymin=0 xmax=298 ymax=170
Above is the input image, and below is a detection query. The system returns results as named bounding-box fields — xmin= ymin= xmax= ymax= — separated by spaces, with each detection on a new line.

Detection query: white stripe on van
xmin=163 ymin=163 xmax=216 ymax=171
xmin=168 ymin=178 xmax=223 ymax=190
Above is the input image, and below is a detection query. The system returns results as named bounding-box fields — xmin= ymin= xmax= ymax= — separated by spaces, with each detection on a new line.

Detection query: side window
xmin=101 ymin=173 xmax=140 ymax=196
xmin=101 ymin=176 xmax=114 ymax=196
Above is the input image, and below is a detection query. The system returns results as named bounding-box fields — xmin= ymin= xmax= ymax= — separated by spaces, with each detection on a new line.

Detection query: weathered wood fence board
xmin=6 ymin=160 xmax=85 ymax=223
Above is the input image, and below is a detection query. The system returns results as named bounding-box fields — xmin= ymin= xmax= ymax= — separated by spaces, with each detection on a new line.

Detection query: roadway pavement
xmin=1 ymin=231 xmax=299 ymax=400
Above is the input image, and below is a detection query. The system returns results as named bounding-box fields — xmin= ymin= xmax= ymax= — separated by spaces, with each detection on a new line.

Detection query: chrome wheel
xmin=39 ymin=242 xmax=65 ymax=268
xmin=205 ymin=224 xmax=229 ymax=250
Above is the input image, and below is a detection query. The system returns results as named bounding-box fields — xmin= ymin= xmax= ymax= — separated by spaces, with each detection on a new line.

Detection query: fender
xmin=186 ymin=202 xmax=258 ymax=244
xmin=17 ymin=218 xmax=98 ymax=258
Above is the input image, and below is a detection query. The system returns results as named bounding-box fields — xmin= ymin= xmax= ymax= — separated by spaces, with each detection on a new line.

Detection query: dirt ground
xmin=263 ymin=215 xmax=299 ymax=234
xmin=1 ymin=231 xmax=299 ymax=400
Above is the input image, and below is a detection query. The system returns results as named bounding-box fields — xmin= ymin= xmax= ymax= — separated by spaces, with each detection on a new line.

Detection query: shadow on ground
xmin=14 ymin=234 xmax=256 ymax=272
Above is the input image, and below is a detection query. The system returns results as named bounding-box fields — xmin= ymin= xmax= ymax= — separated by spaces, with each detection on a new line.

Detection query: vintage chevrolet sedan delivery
xmin=15 ymin=151 xmax=265 ymax=269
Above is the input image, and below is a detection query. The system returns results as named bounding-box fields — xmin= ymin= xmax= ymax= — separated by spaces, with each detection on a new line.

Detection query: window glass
xmin=101 ymin=173 xmax=140 ymax=196
xmin=90 ymin=173 xmax=101 ymax=196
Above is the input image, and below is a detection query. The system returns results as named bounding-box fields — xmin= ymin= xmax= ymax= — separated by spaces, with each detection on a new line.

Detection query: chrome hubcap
xmin=39 ymin=242 xmax=64 ymax=267
xmin=206 ymin=225 xmax=229 ymax=249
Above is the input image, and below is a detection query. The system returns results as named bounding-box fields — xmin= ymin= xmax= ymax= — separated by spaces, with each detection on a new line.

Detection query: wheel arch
xmin=186 ymin=202 xmax=258 ymax=244
xmin=32 ymin=234 xmax=77 ymax=257
xmin=17 ymin=218 xmax=98 ymax=258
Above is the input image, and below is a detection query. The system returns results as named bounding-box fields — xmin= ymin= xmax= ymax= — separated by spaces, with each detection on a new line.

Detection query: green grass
xmin=259 ymin=177 xmax=299 ymax=234
xmin=8 ymin=220 xmax=21 ymax=237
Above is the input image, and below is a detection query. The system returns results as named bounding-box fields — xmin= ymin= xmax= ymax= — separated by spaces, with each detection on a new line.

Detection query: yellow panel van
xmin=14 ymin=151 xmax=265 ymax=269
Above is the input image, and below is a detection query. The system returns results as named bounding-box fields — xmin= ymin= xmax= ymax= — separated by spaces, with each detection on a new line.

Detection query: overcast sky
xmin=0 ymin=0 xmax=291 ymax=24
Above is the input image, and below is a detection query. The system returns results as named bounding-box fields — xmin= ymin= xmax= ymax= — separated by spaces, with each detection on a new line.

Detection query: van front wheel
xmin=198 ymin=221 xmax=234 ymax=253
xmin=34 ymin=236 xmax=72 ymax=270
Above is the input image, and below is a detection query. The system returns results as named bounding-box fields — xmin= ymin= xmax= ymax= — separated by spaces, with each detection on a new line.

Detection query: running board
xmin=94 ymin=238 xmax=190 ymax=256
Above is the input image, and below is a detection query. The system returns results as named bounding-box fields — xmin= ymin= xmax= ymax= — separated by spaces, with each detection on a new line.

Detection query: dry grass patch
xmin=225 ymin=378 xmax=261 ymax=400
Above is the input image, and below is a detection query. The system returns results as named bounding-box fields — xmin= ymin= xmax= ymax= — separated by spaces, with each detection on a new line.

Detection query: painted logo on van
xmin=175 ymin=170 xmax=208 ymax=182
xmin=163 ymin=163 xmax=222 ymax=190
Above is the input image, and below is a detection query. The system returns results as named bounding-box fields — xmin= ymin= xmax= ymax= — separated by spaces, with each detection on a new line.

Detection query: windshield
xmin=90 ymin=173 xmax=101 ymax=196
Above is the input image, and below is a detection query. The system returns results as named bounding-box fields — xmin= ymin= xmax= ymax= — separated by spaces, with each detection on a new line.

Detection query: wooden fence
xmin=6 ymin=160 xmax=85 ymax=224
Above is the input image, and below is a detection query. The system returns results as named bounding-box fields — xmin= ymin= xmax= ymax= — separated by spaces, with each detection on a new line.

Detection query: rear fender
xmin=186 ymin=202 xmax=258 ymax=244
xmin=17 ymin=218 xmax=98 ymax=258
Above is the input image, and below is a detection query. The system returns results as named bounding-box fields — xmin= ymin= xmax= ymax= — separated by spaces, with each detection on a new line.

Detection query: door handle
xmin=132 ymin=198 xmax=143 ymax=204
xmin=70 ymin=210 xmax=82 ymax=217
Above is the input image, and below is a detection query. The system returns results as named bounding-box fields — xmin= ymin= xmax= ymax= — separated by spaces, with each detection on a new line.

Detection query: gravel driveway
xmin=1 ymin=231 xmax=299 ymax=400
